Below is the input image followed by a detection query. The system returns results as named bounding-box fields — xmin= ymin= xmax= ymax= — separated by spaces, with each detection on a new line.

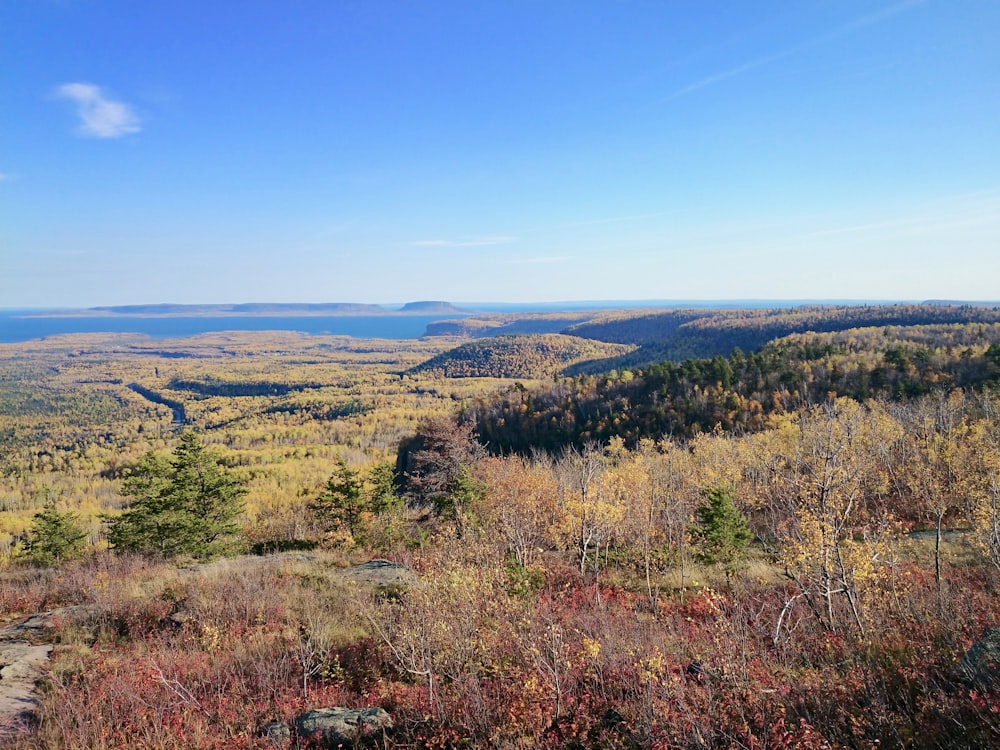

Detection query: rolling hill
xmin=406 ymin=334 xmax=634 ymax=379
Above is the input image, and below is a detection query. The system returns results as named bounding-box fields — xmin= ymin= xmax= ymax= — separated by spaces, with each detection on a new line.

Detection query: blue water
xmin=0 ymin=311 xmax=469 ymax=344
xmin=0 ymin=300 xmax=909 ymax=344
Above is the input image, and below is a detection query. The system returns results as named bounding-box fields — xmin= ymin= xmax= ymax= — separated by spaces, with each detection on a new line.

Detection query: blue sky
xmin=2 ymin=1 xmax=998 ymax=307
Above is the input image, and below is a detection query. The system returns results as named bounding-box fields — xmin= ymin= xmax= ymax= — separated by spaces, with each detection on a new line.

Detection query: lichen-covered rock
xmin=960 ymin=627 xmax=1000 ymax=687
xmin=257 ymin=720 xmax=291 ymax=747
xmin=295 ymin=706 xmax=392 ymax=747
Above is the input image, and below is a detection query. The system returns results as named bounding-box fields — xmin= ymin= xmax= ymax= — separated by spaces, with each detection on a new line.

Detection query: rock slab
xmin=295 ymin=706 xmax=393 ymax=747
xmin=337 ymin=559 xmax=415 ymax=589
xmin=0 ymin=641 xmax=53 ymax=734
xmin=0 ymin=606 xmax=95 ymax=736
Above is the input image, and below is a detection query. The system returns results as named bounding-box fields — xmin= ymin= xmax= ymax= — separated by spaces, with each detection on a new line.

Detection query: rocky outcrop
xmin=0 ymin=642 xmax=53 ymax=734
xmin=0 ymin=606 xmax=93 ymax=736
xmin=336 ymin=559 xmax=415 ymax=590
xmin=295 ymin=707 xmax=393 ymax=747
xmin=960 ymin=627 xmax=1000 ymax=687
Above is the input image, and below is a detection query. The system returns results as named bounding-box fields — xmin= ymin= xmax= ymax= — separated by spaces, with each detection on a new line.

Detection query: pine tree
xmin=107 ymin=432 xmax=246 ymax=559
xmin=23 ymin=503 xmax=88 ymax=565
xmin=690 ymin=484 xmax=752 ymax=584
xmin=367 ymin=461 xmax=402 ymax=515
xmin=310 ymin=458 xmax=367 ymax=541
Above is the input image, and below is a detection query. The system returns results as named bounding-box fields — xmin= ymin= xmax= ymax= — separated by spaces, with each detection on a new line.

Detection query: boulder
xmin=960 ymin=627 xmax=1000 ymax=687
xmin=295 ymin=707 xmax=392 ymax=747
xmin=257 ymin=720 xmax=291 ymax=747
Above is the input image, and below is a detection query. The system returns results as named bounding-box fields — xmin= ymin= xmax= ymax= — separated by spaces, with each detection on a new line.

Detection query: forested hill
xmin=422 ymin=304 xmax=1000 ymax=373
xmin=423 ymin=312 xmax=598 ymax=338
xmin=563 ymin=304 xmax=1000 ymax=371
xmin=467 ymin=322 xmax=1000 ymax=454
xmin=406 ymin=334 xmax=633 ymax=379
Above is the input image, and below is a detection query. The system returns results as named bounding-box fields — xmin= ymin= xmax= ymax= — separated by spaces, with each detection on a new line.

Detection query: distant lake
xmin=0 ymin=312 xmax=470 ymax=344
xmin=0 ymin=300 xmax=905 ymax=345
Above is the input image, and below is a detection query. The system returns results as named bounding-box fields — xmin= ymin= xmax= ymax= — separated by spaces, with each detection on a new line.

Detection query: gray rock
xmin=1 ymin=606 xmax=98 ymax=736
xmin=336 ymin=559 xmax=415 ymax=590
xmin=295 ymin=707 xmax=392 ymax=747
xmin=258 ymin=720 xmax=291 ymax=747
xmin=960 ymin=627 xmax=1000 ymax=687
xmin=0 ymin=642 xmax=54 ymax=734
xmin=0 ymin=605 xmax=95 ymax=643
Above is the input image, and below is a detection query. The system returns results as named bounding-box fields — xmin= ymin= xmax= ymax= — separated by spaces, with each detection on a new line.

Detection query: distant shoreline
xmin=16 ymin=310 xmax=457 ymax=319
xmin=3 ymin=300 xmax=997 ymax=347
xmin=7 ymin=299 xmax=997 ymax=320
xmin=0 ymin=312 xmax=470 ymax=345
xmin=13 ymin=301 xmax=467 ymax=319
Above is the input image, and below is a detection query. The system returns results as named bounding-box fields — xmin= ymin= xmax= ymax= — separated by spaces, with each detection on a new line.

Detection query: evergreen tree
xmin=367 ymin=461 xmax=403 ymax=515
xmin=107 ymin=432 xmax=246 ymax=559
xmin=441 ymin=466 xmax=487 ymax=539
xmin=23 ymin=503 xmax=88 ymax=565
xmin=690 ymin=485 xmax=752 ymax=583
xmin=310 ymin=458 xmax=367 ymax=541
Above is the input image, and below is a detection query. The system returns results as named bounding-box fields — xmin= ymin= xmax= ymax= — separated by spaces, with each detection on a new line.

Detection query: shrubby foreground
xmin=3 ymin=392 xmax=1000 ymax=748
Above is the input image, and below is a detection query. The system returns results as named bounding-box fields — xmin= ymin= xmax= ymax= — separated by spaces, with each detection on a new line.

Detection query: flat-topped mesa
xmin=398 ymin=301 xmax=463 ymax=314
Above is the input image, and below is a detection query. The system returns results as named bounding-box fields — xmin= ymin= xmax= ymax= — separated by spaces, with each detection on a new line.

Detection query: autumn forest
xmin=2 ymin=303 xmax=1000 ymax=749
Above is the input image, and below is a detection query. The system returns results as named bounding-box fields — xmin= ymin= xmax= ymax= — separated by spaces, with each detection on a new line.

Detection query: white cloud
xmin=55 ymin=82 xmax=141 ymax=138
xmin=411 ymin=236 xmax=517 ymax=248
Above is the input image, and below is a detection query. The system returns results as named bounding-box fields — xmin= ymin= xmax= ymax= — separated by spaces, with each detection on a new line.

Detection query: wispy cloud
xmin=412 ymin=236 xmax=517 ymax=248
xmin=55 ymin=82 xmax=141 ymax=138
xmin=805 ymin=205 xmax=1000 ymax=241
xmin=510 ymin=256 xmax=571 ymax=265
xmin=840 ymin=0 xmax=926 ymax=33
xmin=671 ymin=0 xmax=925 ymax=98
xmin=673 ymin=51 xmax=790 ymax=98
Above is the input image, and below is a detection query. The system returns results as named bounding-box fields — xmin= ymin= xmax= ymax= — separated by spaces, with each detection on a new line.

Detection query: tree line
xmin=468 ymin=323 xmax=1000 ymax=454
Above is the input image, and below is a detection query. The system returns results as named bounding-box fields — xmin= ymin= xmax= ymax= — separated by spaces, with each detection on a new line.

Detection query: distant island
xmin=398 ymin=301 xmax=464 ymax=314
